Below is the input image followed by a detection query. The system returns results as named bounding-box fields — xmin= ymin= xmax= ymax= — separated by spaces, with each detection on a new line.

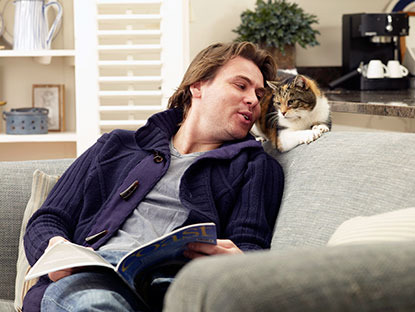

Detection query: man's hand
xmin=184 ymin=239 xmax=243 ymax=259
xmin=46 ymin=236 xmax=88 ymax=282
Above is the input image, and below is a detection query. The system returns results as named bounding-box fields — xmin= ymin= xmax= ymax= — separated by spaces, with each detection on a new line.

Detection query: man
xmin=23 ymin=41 xmax=284 ymax=311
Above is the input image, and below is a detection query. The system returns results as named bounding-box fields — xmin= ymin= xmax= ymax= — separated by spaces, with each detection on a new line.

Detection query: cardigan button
xmin=153 ymin=151 xmax=164 ymax=163
xmin=120 ymin=180 xmax=139 ymax=200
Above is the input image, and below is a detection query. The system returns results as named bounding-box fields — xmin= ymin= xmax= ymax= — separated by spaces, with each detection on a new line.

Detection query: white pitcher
xmin=13 ymin=0 xmax=63 ymax=50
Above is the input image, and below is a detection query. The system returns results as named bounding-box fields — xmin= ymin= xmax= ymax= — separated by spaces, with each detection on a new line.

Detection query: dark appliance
xmin=335 ymin=13 xmax=410 ymax=90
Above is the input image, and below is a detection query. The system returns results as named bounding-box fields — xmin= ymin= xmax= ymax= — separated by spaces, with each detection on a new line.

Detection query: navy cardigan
xmin=23 ymin=108 xmax=284 ymax=311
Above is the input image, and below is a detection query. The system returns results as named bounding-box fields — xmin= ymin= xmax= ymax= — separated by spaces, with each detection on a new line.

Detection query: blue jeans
xmin=41 ymin=250 xmax=149 ymax=312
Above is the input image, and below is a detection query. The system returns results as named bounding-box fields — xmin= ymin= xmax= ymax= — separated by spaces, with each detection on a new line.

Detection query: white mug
xmin=386 ymin=60 xmax=409 ymax=78
xmin=365 ymin=60 xmax=389 ymax=79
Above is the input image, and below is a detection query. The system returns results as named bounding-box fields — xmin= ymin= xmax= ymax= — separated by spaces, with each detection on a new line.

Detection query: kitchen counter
xmin=324 ymin=89 xmax=415 ymax=118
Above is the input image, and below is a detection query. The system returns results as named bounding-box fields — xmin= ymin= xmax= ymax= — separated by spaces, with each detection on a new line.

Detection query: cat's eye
xmin=287 ymin=100 xmax=293 ymax=106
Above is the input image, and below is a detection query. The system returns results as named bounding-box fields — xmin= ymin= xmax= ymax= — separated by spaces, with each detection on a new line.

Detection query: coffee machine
xmin=340 ymin=13 xmax=409 ymax=90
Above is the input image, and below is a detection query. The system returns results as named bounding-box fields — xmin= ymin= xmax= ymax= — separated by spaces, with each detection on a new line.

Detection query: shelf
xmin=0 ymin=50 xmax=76 ymax=57
xmin=0 ymin=132 xmax=77 ymax=143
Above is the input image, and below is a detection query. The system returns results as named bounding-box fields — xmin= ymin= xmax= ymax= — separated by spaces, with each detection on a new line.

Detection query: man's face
xmin=191 ymin=56 xmax=265 ymax=142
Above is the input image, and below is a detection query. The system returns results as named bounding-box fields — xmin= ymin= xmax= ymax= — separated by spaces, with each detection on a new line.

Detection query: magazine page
xmin=116 ymin=222 xmax=217 ymax=288
xmin=25 ymin=241 xmax=114 ymax=280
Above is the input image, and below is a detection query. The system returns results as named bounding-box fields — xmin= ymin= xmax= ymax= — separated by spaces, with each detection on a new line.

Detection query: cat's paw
xmin=312 ymin=124 xmax=330 ymax=134
xmin=299 ymin=129 xmax=322 ymax=145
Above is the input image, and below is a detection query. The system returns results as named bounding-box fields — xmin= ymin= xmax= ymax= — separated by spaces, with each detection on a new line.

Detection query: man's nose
xmin=245 ymin=90 xmax=259 ymax=107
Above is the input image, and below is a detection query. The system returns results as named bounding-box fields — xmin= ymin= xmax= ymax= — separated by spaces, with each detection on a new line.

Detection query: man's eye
xmin=236 ymin=84 xmax=245 ymax=90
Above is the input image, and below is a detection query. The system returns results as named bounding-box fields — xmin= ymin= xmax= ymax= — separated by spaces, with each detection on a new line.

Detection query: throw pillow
xmin=14 ymin=170 xmax=59 ymax=312
xmin=327 ymin=207 xmax=415 ymax=246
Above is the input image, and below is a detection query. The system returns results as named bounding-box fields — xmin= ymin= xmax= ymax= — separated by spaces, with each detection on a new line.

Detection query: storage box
xmin=2 ymin=108 xmax=48 ymax=134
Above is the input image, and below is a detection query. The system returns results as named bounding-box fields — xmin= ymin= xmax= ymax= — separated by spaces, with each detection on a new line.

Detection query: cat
xmin=253 ymin=74 xmax=331 ymax=152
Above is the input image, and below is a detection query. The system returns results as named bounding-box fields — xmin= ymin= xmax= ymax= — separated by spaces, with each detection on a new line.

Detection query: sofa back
xmin=0 ymin=159 xmax=72 ymax=301
xmin=266 ymin=131 xmax=415 ymax=250
xmin=3 ymin=131 xmax=415 ymax=301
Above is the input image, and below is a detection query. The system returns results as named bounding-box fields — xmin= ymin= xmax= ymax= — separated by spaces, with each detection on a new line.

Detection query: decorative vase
xmin=261 ymin=44 xmax=296 ymax=70
xmin=13 ymin=0 xmax=63 ymax=50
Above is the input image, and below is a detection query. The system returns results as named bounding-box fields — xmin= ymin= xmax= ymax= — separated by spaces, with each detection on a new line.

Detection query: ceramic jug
xmin=13 ymin=0 xmax=62 ymax=50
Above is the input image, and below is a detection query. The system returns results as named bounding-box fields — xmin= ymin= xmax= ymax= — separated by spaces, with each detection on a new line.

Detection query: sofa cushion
xmin=264 ymin=131 xmax=415 ymax=250
xmin=327 ymin=207 xmax=415 ymax=246
xmin=15 ymin=170 xmax=59 ymax=311
xmin=0 ymin=159 xmax=72 ymax=302
xmin=164 ymin=242 xmax=415 ymax=312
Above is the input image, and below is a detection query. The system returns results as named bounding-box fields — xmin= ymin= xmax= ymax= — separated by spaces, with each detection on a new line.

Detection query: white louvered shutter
xmin=97 ymin=0 xmax=165 ymax=133
xmin=74 ymin=0 xmax=189 ymax=155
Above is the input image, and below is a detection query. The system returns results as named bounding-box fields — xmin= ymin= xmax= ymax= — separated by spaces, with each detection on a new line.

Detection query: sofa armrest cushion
xmin=328 ymin=207 xmax=415 ymax=246
xmin=14 ymin=170 xmax=59 ymax=311
xmin=164 ymin=242 xmax=415 ymax=312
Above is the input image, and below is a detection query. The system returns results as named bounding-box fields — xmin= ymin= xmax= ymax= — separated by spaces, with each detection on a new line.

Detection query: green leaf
xmin=232 ymin=0 xmax=320 ymax=52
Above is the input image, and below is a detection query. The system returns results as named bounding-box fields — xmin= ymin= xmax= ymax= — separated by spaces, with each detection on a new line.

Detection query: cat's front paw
xmin=299 ymin=129 xmax=322 ymax=145
xmin=312 ymin=124 xmax=330 ymax=134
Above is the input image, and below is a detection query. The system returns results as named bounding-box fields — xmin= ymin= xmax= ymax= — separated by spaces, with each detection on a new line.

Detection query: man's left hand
xmin=184 ymin=239 xmax=243 ymax=259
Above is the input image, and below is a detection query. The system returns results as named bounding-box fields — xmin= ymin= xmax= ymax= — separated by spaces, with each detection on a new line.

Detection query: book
xmin=25 ymin=222 xmax=216 ymax=306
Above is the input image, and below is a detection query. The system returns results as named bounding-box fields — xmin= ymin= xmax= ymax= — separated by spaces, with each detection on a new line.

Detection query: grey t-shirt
xmin=99 ymin=140 xmax=205 ymax=252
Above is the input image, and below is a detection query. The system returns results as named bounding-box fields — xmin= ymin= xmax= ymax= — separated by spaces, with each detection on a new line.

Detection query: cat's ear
xmin=293 ymin=75 xmax=309 ymax=90
xmin=266 ymin=80 xmax=280 ymax=90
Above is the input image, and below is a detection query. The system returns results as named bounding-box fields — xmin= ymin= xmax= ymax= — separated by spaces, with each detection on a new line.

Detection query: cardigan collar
xmin=134 ymin=108 xmax=262 ymax=159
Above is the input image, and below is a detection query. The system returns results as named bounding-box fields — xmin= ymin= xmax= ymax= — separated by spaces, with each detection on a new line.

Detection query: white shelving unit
xmin=0 ymin=0 xmax=76 ymax=161
xmin=0 ymin=0 xmax=189 ymax=161
xmin=0 ymin=132 xmax=76 ymax=143
xmin=0 ymin=50 xmax=75 ymax=57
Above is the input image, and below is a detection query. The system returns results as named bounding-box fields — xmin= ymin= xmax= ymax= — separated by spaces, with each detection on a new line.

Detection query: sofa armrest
xmin=0 ymin=159 xmax=73 ymax=303
xmin=164 ymin=242 xmax=415 ymax=312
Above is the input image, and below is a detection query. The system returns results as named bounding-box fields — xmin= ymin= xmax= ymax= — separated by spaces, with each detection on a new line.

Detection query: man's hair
xmin=167 ymin=41 xmax=277 ymax=118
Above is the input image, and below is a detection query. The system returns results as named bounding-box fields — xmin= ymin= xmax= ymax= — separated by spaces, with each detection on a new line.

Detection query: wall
xmin=188 ymin=0 xmax=415 ymax=134
xmin=188 ymin=0 xmax=392 ymax=66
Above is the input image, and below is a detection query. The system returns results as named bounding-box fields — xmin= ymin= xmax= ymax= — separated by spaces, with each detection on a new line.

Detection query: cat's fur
xmin=254 ymin=74 xmax=331 ymax=152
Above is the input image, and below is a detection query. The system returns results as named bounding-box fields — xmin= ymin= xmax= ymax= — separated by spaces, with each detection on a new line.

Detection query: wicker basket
xmin=2 ymin=108 xmax=49 ymax=134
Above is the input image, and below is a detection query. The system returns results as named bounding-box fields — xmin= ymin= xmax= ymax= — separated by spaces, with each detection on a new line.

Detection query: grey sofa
xmin=1 ymin=131 xmax=415 ymax=311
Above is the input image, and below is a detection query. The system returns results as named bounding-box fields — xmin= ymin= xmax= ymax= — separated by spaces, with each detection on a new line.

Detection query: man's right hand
xmin=46 ymin=236 xmax=77 ymax=282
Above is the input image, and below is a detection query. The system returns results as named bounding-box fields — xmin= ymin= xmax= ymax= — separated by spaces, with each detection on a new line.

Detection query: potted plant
xmin=233 ymin=0 xmax=320 ymax=69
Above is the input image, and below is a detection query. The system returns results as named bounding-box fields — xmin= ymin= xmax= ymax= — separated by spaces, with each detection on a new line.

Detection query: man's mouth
xmin=240 ymin=112 xmax=252 ymax=121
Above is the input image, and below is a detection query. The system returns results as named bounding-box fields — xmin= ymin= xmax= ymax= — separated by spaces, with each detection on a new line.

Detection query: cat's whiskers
xmin=266 ymin=111 xmax=279 ymax=128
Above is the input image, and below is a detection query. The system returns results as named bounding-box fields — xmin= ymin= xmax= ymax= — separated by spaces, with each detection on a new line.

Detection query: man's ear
xmin=189 ymin=81 xmax=202 ymax=98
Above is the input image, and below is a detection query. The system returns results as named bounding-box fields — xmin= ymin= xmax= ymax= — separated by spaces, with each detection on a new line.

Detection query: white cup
xmin=386 ymin=60 xmax=408 ymax=78
xmin=365 ymin=60 xmax=389 ymax=79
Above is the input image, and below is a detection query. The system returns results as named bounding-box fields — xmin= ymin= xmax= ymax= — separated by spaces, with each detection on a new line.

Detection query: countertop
xmin=324 ymin=89 xmax=415 ymax=118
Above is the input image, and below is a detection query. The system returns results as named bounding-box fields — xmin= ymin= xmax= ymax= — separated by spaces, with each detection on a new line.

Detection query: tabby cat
xmin=254 ymin=74 xmax=331 ymax=152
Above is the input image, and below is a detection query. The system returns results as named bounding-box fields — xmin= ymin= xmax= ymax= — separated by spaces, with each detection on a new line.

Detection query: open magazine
xmin=25 ymin=222 xmax=216 ymax=305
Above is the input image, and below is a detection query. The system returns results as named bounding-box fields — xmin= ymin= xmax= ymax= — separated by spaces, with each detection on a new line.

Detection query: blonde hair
xmin=167 ymin=42 xmax=277 ymax=118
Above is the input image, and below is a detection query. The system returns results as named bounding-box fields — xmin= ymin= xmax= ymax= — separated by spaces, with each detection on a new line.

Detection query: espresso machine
xmin=331 ymin=13 xmax=410 ymax=90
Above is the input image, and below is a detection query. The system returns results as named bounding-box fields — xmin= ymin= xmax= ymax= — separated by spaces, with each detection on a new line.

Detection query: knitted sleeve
xmin=226 ymin=152 xmax=284 ymax=251
xmin=23 ymin=138 xmax=106 ymax=265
